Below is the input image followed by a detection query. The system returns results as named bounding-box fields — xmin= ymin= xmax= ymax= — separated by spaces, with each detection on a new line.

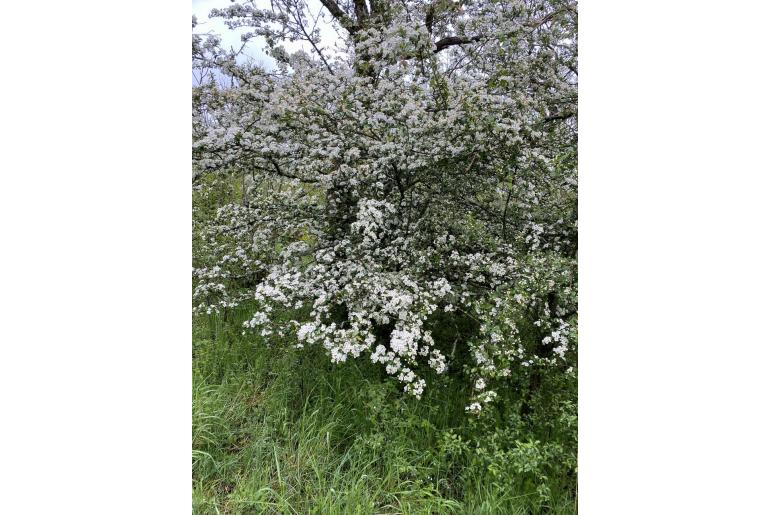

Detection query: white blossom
xmin=193 ymin=0 xmax=577 ymax=404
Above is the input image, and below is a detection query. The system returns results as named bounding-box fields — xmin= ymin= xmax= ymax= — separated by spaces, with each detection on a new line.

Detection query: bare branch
xmin=290 ymin=0 xmax=334 ymax=73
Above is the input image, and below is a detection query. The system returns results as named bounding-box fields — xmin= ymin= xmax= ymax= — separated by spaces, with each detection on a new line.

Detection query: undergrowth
xmin=193 ymin=307 xmax=576 ymax=514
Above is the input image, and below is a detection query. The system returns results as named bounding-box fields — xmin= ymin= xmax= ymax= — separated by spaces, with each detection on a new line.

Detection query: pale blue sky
xmin=193 ymin=0 xmax=273 ymax=67
xmin=192 ymin=0 xmax=343 ymax=75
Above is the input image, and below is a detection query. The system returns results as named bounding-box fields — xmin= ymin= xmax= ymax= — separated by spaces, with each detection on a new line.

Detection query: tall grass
xmin=193 ymin=309 xmax=576 ymax=514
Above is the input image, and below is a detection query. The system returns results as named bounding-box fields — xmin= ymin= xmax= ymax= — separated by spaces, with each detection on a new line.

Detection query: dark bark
xmin=318 ymin=0 xmax=356 ymax=33
xmin=433 ymin=35 xmax=483 ymax=53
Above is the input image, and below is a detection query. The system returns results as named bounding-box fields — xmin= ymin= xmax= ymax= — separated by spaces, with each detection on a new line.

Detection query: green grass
xmin=193 ymin=309 xmax=576 ymax=514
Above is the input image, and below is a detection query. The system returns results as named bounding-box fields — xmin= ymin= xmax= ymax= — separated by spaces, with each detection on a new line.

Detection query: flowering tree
xmin=193 ymin=0 xmax=577 ymax=410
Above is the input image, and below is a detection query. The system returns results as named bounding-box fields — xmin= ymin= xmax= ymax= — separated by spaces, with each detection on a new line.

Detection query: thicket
xmin=193 ymin=0 xmax=577 ymax=511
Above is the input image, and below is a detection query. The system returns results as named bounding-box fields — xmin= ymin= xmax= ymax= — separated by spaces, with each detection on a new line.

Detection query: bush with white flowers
xmin=193 ymin=0 xmax=576 ymax=410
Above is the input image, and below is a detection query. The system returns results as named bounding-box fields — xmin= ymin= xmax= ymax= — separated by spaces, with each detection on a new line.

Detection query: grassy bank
xmin=192 ymin=309 xmax=577 ymax=514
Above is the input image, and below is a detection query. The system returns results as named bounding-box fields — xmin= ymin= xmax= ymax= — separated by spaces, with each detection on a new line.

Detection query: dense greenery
xmin=193 ymin=306 xmax=576 ymax=513
xmin=193 ymin=0 xmax=576 ymax=511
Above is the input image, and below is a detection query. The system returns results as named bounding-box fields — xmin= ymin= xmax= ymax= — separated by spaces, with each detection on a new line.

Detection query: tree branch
xmin=318 ymin=0 xmax=356 ymax=33
xmin=290 ymin=0 xmax=334 ymax=73
xmin=353 ymin=0 xmax=369 ymax=24
xmin=433 ymin=35 xmax=482 ymax=53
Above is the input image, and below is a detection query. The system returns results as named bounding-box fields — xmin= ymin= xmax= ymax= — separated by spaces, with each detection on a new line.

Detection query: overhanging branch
xmin=433 ymin=35 xmax=482 ymax=53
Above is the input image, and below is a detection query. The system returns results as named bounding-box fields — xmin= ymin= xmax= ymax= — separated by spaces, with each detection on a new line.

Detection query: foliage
xmin=193 ymin=311 xmax=577 ymax=513
xmin=192 ymin=0 xmax=577 ymax=408
xmin=193 ymin=0 xmax=577 ymax=507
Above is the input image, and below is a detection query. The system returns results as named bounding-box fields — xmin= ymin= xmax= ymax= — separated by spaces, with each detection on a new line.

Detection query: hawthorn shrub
xmin=193 ymin=0 xmax=577 ymax=505
xmin=188 ymin=0 xmax=579 ymax=508
xmin=193 ymin=0 xmax=576 ymax=414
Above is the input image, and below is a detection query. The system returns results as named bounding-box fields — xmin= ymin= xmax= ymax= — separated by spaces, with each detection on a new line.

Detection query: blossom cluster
xmin=192 ymin=0 xmax=577 ymax=409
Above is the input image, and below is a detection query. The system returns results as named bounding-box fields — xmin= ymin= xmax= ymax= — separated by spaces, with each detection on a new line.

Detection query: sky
xmin=193 ymin=0 xmax=273 ymax=68
xmin=192 ymin=0 xmax=343 ymax=76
